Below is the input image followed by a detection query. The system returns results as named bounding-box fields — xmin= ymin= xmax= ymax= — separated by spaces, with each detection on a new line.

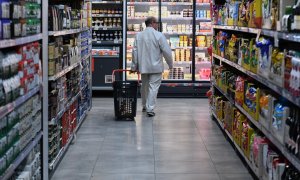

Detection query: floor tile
xmin=51 ymin=169 xmax=91 ymax=180
xmin=154 ymin=141 xmax=206 ymax=151
xmin=219 ymin=173 xmax=254 ymax=180
xmin=154 ymin=150 xmax=211 ymax=161
xmin=91 ymin=174 xmax=155 ymax=180
xmin=94 ymin=161 xmax=155 ymax=174
xmin=155 ymin=161 xmax=217 ymax=174
xmin=156 ymin=173 xmax=220 ymax=180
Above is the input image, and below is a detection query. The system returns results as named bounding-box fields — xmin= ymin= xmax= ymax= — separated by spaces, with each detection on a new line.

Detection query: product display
xmin=126 ymin=0 xmax=212 ymax=82
xmin=91 ymin=0 xmax=124 ymax=90
xmin=210 ymin=0 xmax=300 ymax=178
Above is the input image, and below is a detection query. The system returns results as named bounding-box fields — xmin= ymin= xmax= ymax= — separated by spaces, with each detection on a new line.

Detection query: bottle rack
xmin=210 ymin=0 xmax=300 ymax=179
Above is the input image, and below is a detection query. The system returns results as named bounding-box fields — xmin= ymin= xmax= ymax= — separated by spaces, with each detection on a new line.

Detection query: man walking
xmin=131 ymin=16 xmax=173 ymax=117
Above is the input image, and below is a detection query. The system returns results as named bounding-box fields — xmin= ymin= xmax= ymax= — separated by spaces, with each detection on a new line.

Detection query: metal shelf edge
xmin=0 ymin=86 xmax=40 ymax=119
xmin=0 ymin=34 xmax=43 ymax=49
xmin=48 ymin=62 xmax=80 ymax=81
xmin=49 ymin=27 xmax=90 ymax=36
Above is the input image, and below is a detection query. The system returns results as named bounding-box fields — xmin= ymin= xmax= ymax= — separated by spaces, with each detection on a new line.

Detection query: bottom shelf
xmin=49 ymin=111 xmax=88 ymax=172
xmin=0 ymin=131 xmax=43 ymax=180
xmin=211 ymin=110 xmax=259 ymax=179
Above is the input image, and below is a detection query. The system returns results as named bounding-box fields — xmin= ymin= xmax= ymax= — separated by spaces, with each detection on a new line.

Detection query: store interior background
xmin=1 ymin=0 xmax=300 ymax=179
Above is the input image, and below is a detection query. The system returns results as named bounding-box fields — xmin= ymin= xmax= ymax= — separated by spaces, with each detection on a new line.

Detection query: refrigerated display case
xmin=92 ymin=0 xmax=125 ymax=90
xmin=125 ymin=0 xmax=212 ymax=97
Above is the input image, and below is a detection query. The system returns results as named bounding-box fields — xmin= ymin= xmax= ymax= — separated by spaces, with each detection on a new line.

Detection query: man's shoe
xmin=147 ymin=112 xmax=155 ymax=117
xmin=142 ymin=107 xmax=146 ymax=112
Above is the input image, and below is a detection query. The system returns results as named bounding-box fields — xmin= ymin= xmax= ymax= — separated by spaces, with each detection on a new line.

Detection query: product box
xmin=270 ymin=101 xmax=290 ymax=144
xmin=250 ymin=39 xmax=259 ymax=73
xmin=239 ymin=38 xmax=251 ymax=69
xmin=235 ymin=76 xmax=245 ymax=106
xmin=250 ymin=136 xmax=268 ymax=178
xmin=259 ymin=90 xmax=274 ymax=129
xmin=243 ymin=82 xmax=261 ymax=121
xmin=269 ymin=49 xmax=285 ymax=87
xmin=257 ymin=38 xmax=272 ymax=79
xmin=241 ymin=122 xmax=254 ymax=159
xmin=248 ymin=0 xmax=262 ymax=28
xmin=232 ymin=111 xmax=246 ymax=147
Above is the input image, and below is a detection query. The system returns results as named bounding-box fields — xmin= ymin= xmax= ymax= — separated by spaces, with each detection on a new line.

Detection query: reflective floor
xmin=52 ymin=98 xmax=254 ymax=180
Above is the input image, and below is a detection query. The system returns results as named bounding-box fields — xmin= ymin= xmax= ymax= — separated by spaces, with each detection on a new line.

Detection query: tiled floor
xmin=52 ymin=98 xmax=254 ymax=180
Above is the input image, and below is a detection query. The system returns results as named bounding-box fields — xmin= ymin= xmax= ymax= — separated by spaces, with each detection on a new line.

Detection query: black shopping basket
xmin=112 ymin=69 xmax=140 ymax=120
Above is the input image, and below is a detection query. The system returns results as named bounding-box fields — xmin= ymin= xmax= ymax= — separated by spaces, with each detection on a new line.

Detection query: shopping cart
xmin=112 ymin=69 xmax=140 ymax=120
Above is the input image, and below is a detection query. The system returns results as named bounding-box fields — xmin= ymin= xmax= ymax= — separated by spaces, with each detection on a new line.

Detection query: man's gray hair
xmin=145 ymin=17 xmax=156 ymax=27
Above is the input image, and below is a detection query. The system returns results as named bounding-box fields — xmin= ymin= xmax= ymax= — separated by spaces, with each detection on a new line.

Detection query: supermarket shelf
xmin=212 ymin=83 xmax=234 ymax=105
xmin=92 ymin=27 xmax=122 ymax=30
xmin=127 ymin=1 xmax=158 ymax=5
xmin=212 ymin=53 xmax=300 ymax=107
xmin=195 ymin=47 xmax=208 ymax=50
xmin=196 ymin=18 xmax=211 ymax=21
xmin=196 ymin=32 xmax=213 ymax=36
xmin=162 ymin=17 xmax=193 ymax=20
xmin=92 ymin=40 xmax=122 ymax=45
xmin=212 ymin=83 xmax=300 ymax=171
xmin=127 ymin=31 xmax=139 ymax=35
xmin=0 ymin=34 xmax=42 ymax=49
xmin=171 ymin=46 xmax=192 ymax=49
xmin=211 ymin=110 xmax=259 ymax=178
xmin=128 ymin=17 xmax=193 ymax=20
xmin=0 ymin=86 xmax=40 ymax=119
xmin=49 ymin=27 xmax=90 ymax=36
xmin=49 ymin=92 xmax=81 ymax=125
xmin=213 ymin=25 xmax=300 ymax=43
xmin=161 ymin=2 xmax=192 ymax=5
xmin=49 ymin=111 xmax=87 ymax=170
xmin=0 ymin=131 xmax=43 ymax=180
xmin=93 ymin=55 xmax=120 ymax=58
xmin=127 ymin=1 xmax=192 ymax=5
xmin=48 ymin=61 xmax=80 ymax=81
xmin=82 ymin=53 xmax=92 ymax=61
xmin=92 ymin=14 xmax=122 ymax=18
xmin=196 ymin=3 xmax=210 ymax=6
xmin=92 ymin=1 xmax=122 ymax=4
xmin=92 ymin=86 xmax=113 ymax=90
xmin=163 ymin=32 xmax=193 ymax=35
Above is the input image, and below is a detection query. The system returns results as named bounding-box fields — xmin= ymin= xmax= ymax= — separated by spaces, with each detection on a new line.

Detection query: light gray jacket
xmin=131 ymin=27 xmax=173 ymax=74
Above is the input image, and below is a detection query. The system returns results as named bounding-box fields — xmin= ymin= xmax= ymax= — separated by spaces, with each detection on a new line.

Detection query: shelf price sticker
xmin=97 ymin=41 xmax=101 ymax=44
xmin=114 ymin=39 xmax=119 ymax=44
xmin=256 ymin=29 xmax=262 ymax=42
xmin=103 ymin=27 xmax=107 ymax=30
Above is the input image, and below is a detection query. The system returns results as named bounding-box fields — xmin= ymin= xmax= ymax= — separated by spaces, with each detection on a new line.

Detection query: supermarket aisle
xmin=52 ymin=98 xmax=254 ymax=180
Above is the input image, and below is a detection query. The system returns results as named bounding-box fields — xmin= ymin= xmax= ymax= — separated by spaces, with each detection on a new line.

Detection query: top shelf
xmin=92 ymin=1 xmax=123 ymax=4
xmin=0 ymin=34 xmax=42 ymax=49
xmin=127 ymin=2 xmax=192 ymax=5
xmin=49 ymin=27 xmax=90 ymax=37
xmin=213 ymin=25 xmax=300 ymax=43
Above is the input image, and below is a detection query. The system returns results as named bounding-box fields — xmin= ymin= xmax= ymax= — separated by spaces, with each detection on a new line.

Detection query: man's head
xmin=145 ymin=16 xmax=158 ymax=30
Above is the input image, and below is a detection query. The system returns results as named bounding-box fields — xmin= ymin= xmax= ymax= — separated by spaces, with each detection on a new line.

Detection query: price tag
xmin=97 ymin=41 xmax=101 ymax=44
xmin=114 ymin=39 xmax=119 ymax=44
xmin=108 ymin=14 xmax=112 ymax=17
xmin=116 ymin=1 xmax=121 ymax=3
xmin=178 ymin=61 xmax=183 ymax=64
xmin=256 ymin=29 xmax=261 ymax=42
xmin=94 ymin=27 xmax=99 ymax=30
xmin=103 ymin=27 xmax=107 ymax=30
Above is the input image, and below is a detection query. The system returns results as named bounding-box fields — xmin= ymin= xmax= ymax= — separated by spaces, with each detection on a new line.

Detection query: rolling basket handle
xmin=112 ymin=69 xmax=140 ymax=84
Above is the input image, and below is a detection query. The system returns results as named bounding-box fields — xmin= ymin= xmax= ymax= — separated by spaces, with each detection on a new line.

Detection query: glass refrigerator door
xmin=126 ymin=0 xmax=159 ymax=80
xmin=161 ymin=0 xmax=193 ymax=81
xmin=194 ymin=0 xmax=211 ymax=81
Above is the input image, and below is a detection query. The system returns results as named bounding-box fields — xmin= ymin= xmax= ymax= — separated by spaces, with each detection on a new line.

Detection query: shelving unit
xmin=92 ymin=0 xmax=124 ymax=89
xmin=210 ymin=0 xmax=300 ymax=178
xmin=0 ymin=34 xmax=43 ymax=48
